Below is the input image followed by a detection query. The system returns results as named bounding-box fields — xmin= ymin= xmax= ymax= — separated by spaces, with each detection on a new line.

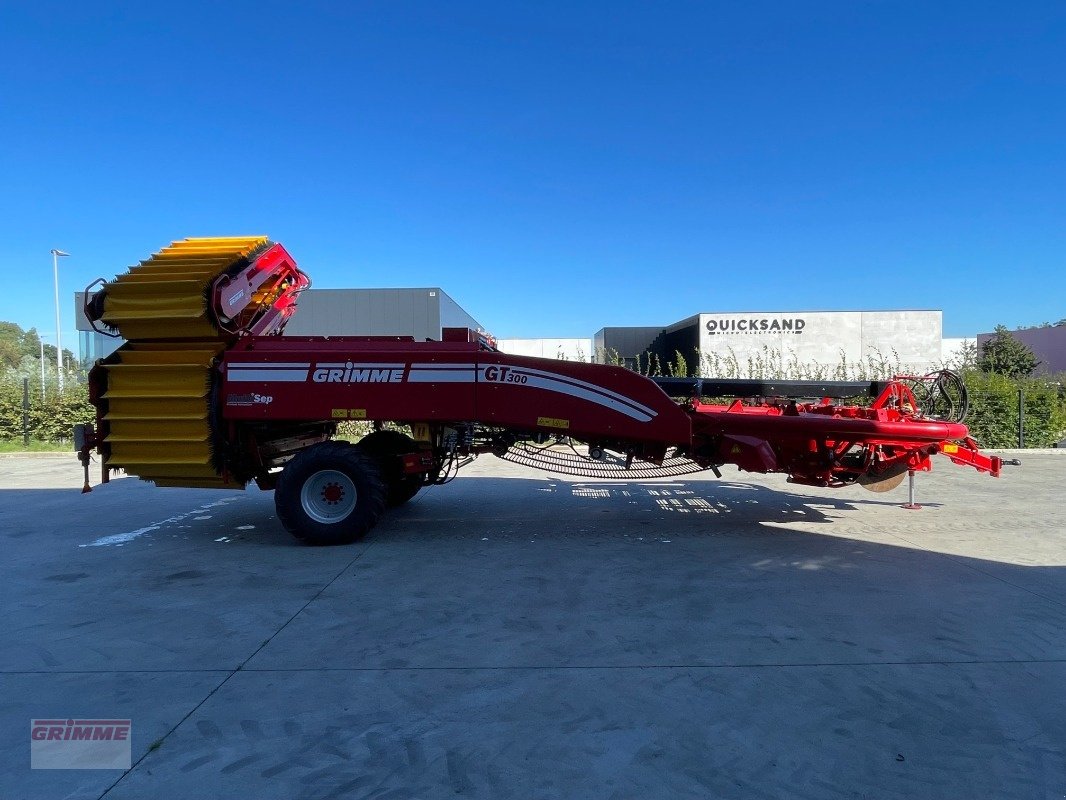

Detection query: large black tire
xmin=275 ymin=441 xmax=387 ymax=545
xmin=356 ymin=429 xmax=424 ymax=507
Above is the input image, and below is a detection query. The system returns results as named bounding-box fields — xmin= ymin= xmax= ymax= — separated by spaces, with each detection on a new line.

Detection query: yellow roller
xmin=100 ymin=236 xmax=269 ymax=341
xmin=96 ymin=237 xmax=272 ymax=488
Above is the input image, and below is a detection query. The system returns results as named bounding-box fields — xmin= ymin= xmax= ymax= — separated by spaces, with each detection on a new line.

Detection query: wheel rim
xmin=300 ymin=469 xmax=358 ymax=524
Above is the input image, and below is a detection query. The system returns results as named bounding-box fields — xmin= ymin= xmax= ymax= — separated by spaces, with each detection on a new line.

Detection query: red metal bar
xmin=937 ymin=441 xmax=1002 ymax=477
xmin=690 ymin=400 xmax=969 ymax=443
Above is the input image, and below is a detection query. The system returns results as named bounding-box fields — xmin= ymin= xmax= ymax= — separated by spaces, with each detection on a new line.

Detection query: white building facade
xmin=495 ymin=338 xmax=593 ymax=362
xmin=695 ymin=310 xmax=943 ymax=371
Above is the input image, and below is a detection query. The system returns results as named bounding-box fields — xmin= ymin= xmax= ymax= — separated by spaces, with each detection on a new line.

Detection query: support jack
xmin=901 ymin=470 xmax=921 ymax=510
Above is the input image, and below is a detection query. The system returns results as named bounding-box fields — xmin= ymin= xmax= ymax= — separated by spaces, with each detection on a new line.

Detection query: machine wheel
xmin=356 ymin=429 xmax=424 ymax=507
xmin=275 ymin=441 xmax=386 ymax=545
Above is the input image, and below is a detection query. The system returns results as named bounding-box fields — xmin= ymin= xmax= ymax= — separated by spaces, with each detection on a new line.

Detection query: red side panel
xmin=473 ymin=352 xmax=691 ymax=444
xmin=220 ymin=338 xmax=692 ymax=445
xmin=221 ymin=338 xmax=479 ymax=423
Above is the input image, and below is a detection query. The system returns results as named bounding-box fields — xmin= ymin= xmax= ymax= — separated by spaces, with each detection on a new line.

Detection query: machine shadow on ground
xmin=382 ymin=474 xmax=944 ymax=537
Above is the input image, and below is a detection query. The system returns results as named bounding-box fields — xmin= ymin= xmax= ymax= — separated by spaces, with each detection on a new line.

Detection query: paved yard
xmin=0 ymin=452 xmax=1063 ymax=799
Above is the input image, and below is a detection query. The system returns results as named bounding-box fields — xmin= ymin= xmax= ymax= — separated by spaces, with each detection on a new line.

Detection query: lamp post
xmin=50 ymin=249 xmax=70 ymax=393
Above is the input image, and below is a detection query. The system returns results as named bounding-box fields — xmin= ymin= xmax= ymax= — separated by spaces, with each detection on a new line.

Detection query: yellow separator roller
xmin=89 ymin=237 xmax=303 ymax=489
xmin=100 ymin=236 xmax=270 ymax=341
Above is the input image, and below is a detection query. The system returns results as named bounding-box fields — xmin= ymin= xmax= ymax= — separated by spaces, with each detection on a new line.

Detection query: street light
xmin=50 ymin=248 xmax=70 ymax=393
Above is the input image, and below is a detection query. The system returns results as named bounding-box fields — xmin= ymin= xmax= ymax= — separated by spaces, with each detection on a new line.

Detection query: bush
xmin=0 ymin=378 xmax=95 ymax=444
xmin=697 ymin=345 xmax=907 ymax=381
xmin=962 ymin=371 xmax=1066 ymax=448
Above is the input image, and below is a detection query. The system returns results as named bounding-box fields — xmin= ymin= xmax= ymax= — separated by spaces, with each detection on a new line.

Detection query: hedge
xmin=0 ymin=379 xmax=96 ymax=443
xmin=961 ymin=371 xmax=1066 ymax=448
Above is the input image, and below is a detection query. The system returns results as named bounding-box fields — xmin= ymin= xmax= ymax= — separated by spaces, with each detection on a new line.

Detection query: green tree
xmin=0 ymin=321 xmax=75 ymax=368
xmin=978 ymin=326 xmax=1039 ymax=378
xmin=41 ymin=343 xmax=77 ymax=367
xmin=952 ymin=339 xmax=979 ymax=371
xmin=21 ymin=327 xmax=42 ymax=359
xmin=0 ymin=322 xmax=22 ymax=368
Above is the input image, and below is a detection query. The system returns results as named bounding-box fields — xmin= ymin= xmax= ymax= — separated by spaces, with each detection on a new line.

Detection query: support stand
xmin=901 ymin=470 xmax=921 ymax=510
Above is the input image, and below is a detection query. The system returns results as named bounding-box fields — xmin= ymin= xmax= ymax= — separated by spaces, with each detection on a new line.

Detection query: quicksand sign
xmin=695 ymin=311 xmax=942 ymax=372
xmin=705 ymin=317 xmax=806 ymax=335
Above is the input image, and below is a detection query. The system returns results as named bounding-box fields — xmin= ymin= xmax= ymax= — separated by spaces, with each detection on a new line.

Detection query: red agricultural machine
xmin=76 ymin=237 xmax=1003 ymax=545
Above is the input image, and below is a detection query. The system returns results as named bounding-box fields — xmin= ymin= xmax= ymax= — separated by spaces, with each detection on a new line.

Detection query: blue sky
xmin=1 ymin=1 xmax=1064 ymax=346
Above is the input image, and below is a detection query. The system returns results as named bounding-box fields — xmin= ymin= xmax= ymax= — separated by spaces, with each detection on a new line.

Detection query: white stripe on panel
xmin=479 ymin=367 xmax=655 ymax=421
xmin=511 ymin=366 xmax=657 ymax=417
xmin=515 ymin=374 xmax=653 ymax=421
xmin=228 ymin=362 xmax=310 ymax=369
xmin=407 ymin=370 xmax=477 ymax=383
xmin=227 ymin=369 xmax=309 ymax=382
xmin=409 ymin=363 xmax=477 ymax=370
xmin=316 ymin=362 xmax=407 ymax=369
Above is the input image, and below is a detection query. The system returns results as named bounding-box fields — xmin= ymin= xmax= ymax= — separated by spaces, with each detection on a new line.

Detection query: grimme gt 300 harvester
xmin=75 ymin=237 xmax=1002 ymax=545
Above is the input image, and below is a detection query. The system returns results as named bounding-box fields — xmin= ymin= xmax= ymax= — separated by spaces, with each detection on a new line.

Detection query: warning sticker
xmin=537 ymin=416 xmax=570 ymax=430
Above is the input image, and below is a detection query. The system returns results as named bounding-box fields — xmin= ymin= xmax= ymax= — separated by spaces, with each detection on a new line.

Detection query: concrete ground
xmin=0 ymin=452 xmax=1063 ymax=800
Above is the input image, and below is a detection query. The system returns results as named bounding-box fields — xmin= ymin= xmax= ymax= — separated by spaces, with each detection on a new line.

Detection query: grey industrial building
xmin=282 ymin=288 xmax=482 ymax=340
